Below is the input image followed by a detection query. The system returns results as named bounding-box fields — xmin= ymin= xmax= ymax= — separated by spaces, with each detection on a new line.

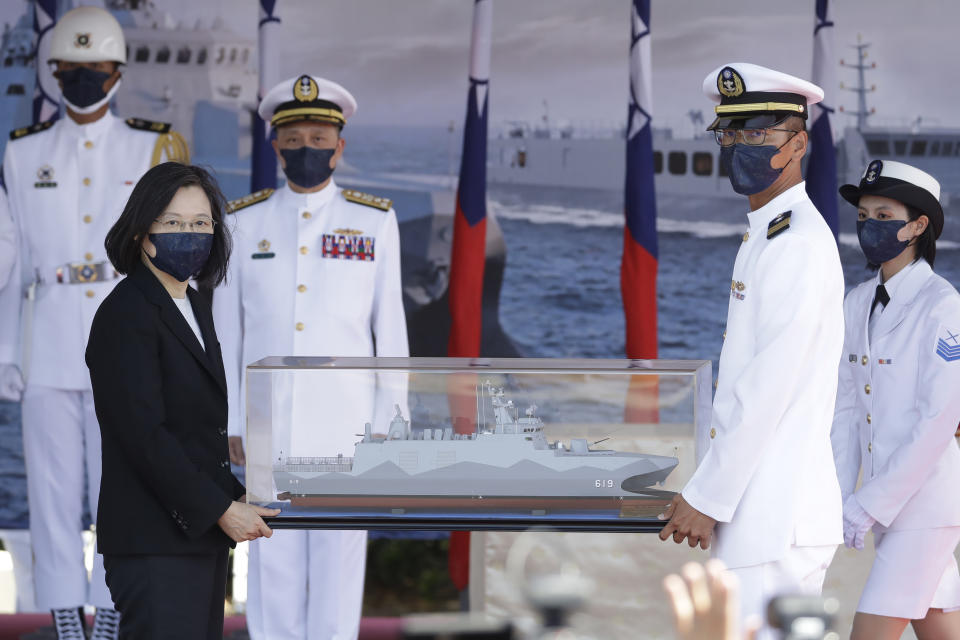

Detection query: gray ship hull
xmin=274 ymin=455 xmax=677 ymax=499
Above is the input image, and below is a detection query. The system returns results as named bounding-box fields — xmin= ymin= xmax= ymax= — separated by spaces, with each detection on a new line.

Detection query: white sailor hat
xmin=702 ymin=62 xmax=823 ymax=131
xmin=258 ymin=74 xmax=357 ymax=129
xmin=840 ymin=159 xmax=944 ymax=238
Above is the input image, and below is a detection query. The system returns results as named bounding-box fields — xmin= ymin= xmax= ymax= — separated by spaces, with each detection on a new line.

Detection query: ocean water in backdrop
xmin=1 ymin=125 xmax=958 ymax=529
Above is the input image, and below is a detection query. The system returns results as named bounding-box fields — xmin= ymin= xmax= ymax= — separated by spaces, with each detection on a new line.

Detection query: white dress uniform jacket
xmin=0 ymin=113 xmax=173 ymax=387
xmin=682 ymin=182 xmax=845 ymax=569
xmin=0 ymin=189 xmax=15 ymax=290
xmin=213 ymin=178 xmax=408 ymax=640
xmin=832 ymin=259 xmax=960 ymax=530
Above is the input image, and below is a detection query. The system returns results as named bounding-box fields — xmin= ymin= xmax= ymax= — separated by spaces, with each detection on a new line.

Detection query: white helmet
xmin=49 ymin=7 xmax=126 ymax=65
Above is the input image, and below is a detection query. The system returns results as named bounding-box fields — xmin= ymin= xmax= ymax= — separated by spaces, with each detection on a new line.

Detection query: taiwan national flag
xmin=621 ymin=0 xmax=659 ymax=422
xmin=806 ymin=0 xmax=839 ymax=238
xmin=32 ymin=0 xmax=59 ymax=125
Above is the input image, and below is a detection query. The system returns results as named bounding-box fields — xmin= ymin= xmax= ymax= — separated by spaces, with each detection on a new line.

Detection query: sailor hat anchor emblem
xmin=864 ymin=159 xmax=883 ymax=185
xmin=717 ymin=67 xmax=745 ymax=98
xmin=293 ymin=74 xmax=319 ymax=103
xmin=74 ymin=33 xmax=92 ymax=49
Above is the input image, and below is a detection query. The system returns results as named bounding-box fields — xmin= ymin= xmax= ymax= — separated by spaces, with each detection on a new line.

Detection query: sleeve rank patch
xmin=125 ymin=118 xmax=172 ymax=134
xmin=342 ymin=189 xmax=392 ymax=211
xmin=9 ymin=120 xmax=53 ymax=140
xmin=767 ymin=210 xmax=792 ymax=240
xmin=228 ymin=188 xmax=275 ymax=213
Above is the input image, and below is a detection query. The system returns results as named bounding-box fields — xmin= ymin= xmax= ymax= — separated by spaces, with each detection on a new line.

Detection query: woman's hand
xmin=217 ymin=501 xmax=280 ymax=542
xmin=228 ymin=436 xmax=245 ymax=466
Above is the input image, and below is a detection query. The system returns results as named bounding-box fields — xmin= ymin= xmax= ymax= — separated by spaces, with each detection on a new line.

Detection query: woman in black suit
xmin=86 ymin=162 xmax=279 ymax=639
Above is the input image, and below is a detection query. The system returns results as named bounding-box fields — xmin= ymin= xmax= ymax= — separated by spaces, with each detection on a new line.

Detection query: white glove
xmin=843 ymin=494 xmax=876 ymax=550
xmin=0 ymin=364 xmax=24 ymax=402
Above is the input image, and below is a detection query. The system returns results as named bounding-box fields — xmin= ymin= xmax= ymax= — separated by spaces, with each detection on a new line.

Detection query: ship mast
xmin=838 ymin=34 xmax=876 ymax=132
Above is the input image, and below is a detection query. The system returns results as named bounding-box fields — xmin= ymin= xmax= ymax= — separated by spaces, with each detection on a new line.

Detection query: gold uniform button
xmin=722 ymin=330 xmax=727 ymax=340
xmin=297 ymin=284 xmax=307 ymax=293
xmin=302 ymin=211 xmax=312 ymax=220
xmin=865 ymin=384 xmax=871 ymax=394
xmin=82 ymin=177 xmax=91 ymax=186
xmin=84 ymin=140 xmax=93 ymax=149
xmin=868 ymin=442 xmax=873 ymax=453
xmin=742 ymin=232 xmax=749 ymax=242
xmin=295 ymin=322 xmax=305 ymax=331
xmin=299 ymin=246 xmax=308 ymax=255
xmin=709 ymin=428 xmax=717 ymax=439
xmin=84 ymin=252 xmax=94 ymax=261
xmin=866 ymin=413 xmax=872 ymax=424
xmin=83 ymin=215 xmax=92 ymax=224
xmin=862 ymin=355 xmax=869 ymax=366
xmin=85 ymin=290 xmax=95 ymax=298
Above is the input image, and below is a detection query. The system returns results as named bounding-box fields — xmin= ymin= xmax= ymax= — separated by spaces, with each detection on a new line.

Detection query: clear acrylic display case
xmin=245 ymin=357 xmax=711 ymax=531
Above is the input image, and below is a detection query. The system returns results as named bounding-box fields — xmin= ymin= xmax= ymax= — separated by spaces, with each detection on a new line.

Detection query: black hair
xmin=105 ymin=162 xmax=231 ymax=287
xmin=864 ymin=203 xmax=936 ymax=271
xmin=908 ymin=203 xmax=937 ymax=267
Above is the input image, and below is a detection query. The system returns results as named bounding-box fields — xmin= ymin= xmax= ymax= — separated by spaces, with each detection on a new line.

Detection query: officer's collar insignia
xmin=864 ymin=159 xmax=883 ymax=185
xmin=767 ymin=210 xmax=792 ymax=240
xmin=936 ymin=327 xmax=960 ymax=362
xmin=332 ymin=228 xmax=363 ymax=236
xmin=258 ymin=239 xmax=271 ymax=252
xmin=718 ymin=67 xmax=745 ymax=98
xmin=74 ymin=33 xmax=91 ymax=49
xmin=293 ymin=75 xmax=320 ymax=103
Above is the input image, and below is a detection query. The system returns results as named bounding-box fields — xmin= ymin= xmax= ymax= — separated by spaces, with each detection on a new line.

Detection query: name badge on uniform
xmin=252 ymin=238 xmax=275 ymax=260
xmin=322 ymin=232 xmax=375 ymax=261
xmin=34 ymin=164 xmax=57 ymax=188
xmin=936 ymin=326 xmax=960 ymax=362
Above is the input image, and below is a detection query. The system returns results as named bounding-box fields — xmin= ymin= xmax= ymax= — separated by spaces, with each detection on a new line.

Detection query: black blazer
xmin=86 ymin=264 xmax=244 ymax=555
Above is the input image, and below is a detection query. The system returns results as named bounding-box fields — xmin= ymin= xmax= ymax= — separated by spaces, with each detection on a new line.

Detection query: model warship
xmin=274 ymin=382 xmax=678 ymax=507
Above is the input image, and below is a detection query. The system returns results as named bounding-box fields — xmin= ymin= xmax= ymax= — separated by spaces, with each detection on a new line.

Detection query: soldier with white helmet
xmin=214 ymin=74 xmax=408 ymax=640
xmin=0 ymin=6 xmax=188 ymax=639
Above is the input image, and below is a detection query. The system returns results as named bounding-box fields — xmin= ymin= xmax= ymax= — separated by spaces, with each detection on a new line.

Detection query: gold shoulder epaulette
xmin=342 ymin=189 xmax=392 ymax=211
xmin=9 ymin=120 xmax=54 ymax=141
xmin=150 ymin=130 xmax=190 ymax=167
xmin=767 ymin=210 xmax=792 ymax=240
xmin=228 ymin=188 xmax=275 ymax=213
xmin=125 ymin=118 xmax=171 ymax=134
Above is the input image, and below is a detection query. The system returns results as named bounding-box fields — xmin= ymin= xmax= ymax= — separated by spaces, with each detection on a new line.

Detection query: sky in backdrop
xmin=3 ymin=0 xmax=957 ymax=134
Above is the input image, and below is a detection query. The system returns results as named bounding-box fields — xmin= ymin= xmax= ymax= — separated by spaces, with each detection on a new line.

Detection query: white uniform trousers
xmin=858 ymin=526 xmax=960 ymax=619
xmin=0 ymin=529 xmax=37 ymax=611
xmin=730 ymin=544 xmax=837 ymax=640
xmin=246 ymin=529 xmax=367 ymax=640
xmin=21 ymin=385 xmax=111 ymax=610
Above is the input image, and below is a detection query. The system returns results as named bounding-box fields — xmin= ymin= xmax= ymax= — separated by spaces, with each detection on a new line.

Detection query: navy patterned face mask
xmin=148 ymin=232 xmax=214 ymax=282
xmin=280 ymin=146 xmax=336 ymax=189
xmin=58 ymin=67 xmax=112 ymax=108
xmin=857 ymin=218 xmax=910 ymax=266
xmin=719 ymin=140 xmax=793 ymax=196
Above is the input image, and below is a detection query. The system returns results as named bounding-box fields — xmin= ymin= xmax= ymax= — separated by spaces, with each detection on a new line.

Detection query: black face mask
xmin=279 ymin=146 xmax=336 ymax=189
xmin=57 ymin=67 xmax=112 ymax=109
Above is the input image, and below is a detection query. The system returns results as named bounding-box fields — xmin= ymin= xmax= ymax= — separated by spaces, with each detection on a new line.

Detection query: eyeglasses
xmin=714 ymin=128 xmax=800 ymax=147
xmin=153 ymin=215 xmax=216 ymax=233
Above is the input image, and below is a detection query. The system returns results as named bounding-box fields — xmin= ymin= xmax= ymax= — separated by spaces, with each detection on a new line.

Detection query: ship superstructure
xmin=274 ymin=382 xmax=678 ymax=500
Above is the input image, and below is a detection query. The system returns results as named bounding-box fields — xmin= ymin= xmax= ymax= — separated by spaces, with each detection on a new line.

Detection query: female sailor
xmin=832 ymin=159 xmax=960 ymax=639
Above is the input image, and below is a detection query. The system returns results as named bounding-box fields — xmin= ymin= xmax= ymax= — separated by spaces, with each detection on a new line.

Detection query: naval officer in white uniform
xmin=659 ymin=63 xmax=844 ymax=634
xmin=832 ymin=160 xmax=960 ymax=639
xmin=0 ymin=7 xmax=187 ymax=639
xmin=213 ymin=74 xmax=408 ymax=640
